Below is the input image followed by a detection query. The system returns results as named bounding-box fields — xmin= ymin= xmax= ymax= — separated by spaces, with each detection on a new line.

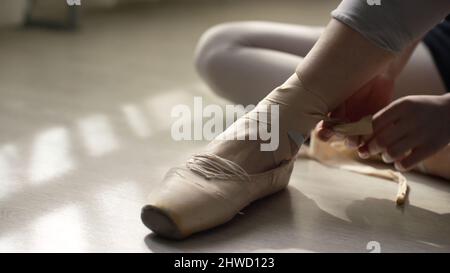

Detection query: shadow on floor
xmin=145 ymin=186 xmax=450 ymax=252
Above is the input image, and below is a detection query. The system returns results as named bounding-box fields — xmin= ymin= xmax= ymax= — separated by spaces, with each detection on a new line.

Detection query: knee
xmin=194 ymin=22 xmax=245 ymax=83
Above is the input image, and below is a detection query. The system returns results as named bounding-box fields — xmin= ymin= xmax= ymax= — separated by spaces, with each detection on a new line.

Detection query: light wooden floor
xmin=0 ymin=0 xmax=449 ymax=252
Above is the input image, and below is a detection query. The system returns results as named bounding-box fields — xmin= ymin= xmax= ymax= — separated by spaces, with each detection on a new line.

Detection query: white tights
xmin=195 ymin=21 xmax=446 ymax=106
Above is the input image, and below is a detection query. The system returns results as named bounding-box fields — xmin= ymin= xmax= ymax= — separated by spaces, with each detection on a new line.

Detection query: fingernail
xmin=358 ymin=151 xmax=369 ymax=159
xmin=394 ymin=162 xmax=406 ymax=172
xmin=381 ymin=153 xmax=394 ymax=163
xmin=358 ymin=140 xmax=366 ymax=148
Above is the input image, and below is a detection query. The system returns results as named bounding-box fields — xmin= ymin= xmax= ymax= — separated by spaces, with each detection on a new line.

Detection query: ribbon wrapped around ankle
xmin=186 ymin=153 xmax=251 ymax=182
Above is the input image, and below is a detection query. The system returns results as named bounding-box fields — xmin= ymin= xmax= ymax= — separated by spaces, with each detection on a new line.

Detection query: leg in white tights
xmin=195 ymin=21 xmax=323 ymax=105
xmin=195 ymin=21 xmax=446 ymax=105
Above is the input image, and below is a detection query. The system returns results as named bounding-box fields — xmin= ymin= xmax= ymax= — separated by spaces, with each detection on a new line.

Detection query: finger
xmin=381 ymin=152 xmax=394 ymax=163
xmin=364 ymin=126 xmax=394 ymax=156
xmin=357 ymin=145 xmax=370 ymax=159
xmin=398 ymin=144 xmax=443 ymax=171
xmin=317 ymin=127 xmax=334 ymax=142
xmin=320 ymin=118 xmax=348 ymax=141
xmin=359 ymin=133 xmax=372 ymax=146
xmin=358 ymin=133 xmax=386 ymax=158
xmin=357 ymin=135 xmax=371 ymax=158
xmin=385 ymin=134 xmax=421 ymax=160
xmin=372 ymin=100 xmax=405 ymax=133
xmin=367 ymin=121 xmax=411 ymax=155
xmin=315 ymin=120 xmax=334 ymax=141
xmin=359 ymin=103 xmax=402 ymax=158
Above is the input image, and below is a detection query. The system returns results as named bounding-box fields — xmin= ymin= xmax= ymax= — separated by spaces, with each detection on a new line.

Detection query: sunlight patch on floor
xmin=28 ymin=127 xmax=74 ymax=183
xmin=78 ymin=114 xmax=119 ymax=157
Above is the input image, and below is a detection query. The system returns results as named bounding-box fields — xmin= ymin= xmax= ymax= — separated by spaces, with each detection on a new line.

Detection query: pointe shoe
xmin=142 ymin=73 xmax=326 ymax=239
xmin=141 ymin=111 xmax=298 ymax=239
xmin=141 ymin=158 xmax=294 ymax=239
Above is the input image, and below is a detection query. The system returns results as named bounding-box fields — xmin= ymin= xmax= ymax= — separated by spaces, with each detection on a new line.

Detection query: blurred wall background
xmin=0 ymin=0 xmax=163 ymax=27
xmin=0 ymin=0 xmax=27 ymax=26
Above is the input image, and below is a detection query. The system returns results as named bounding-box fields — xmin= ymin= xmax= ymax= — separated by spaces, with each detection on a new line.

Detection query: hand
xmin=359 ymin=94 xmax=450 ymax=171
xmin=316 ymin=74 xmax=395 ymax=143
